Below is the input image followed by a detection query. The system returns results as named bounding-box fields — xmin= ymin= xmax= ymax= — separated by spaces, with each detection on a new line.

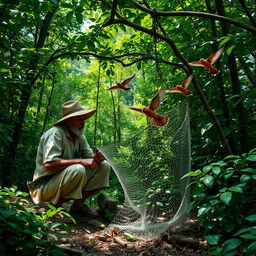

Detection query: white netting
xmin=98 ymin=100 xmax=191 ymax=240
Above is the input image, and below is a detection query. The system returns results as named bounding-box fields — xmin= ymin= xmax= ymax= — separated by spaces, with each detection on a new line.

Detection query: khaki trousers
xmin=37 ymin=161 xmax=110 ymax=205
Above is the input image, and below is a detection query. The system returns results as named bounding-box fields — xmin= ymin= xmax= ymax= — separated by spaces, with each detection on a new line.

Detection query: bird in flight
xmin=165 ymin=74 xmax=194 ymax=96
xmin=105 ymin=74 xmax=135 ymax=91
xmin=125 ymin=87 xmax=169 ymax=126
xmin=189 ymin=47 xmax=225 ymax=74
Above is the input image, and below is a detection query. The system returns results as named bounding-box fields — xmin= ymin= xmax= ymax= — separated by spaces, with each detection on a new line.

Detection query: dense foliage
xmin=0 ymin=186 xmax=75 ymax=255
xmin=185 ymin=148 xmax=256 ymax=255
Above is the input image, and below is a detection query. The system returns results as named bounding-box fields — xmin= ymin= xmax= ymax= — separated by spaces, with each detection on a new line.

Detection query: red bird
xmin=165 ymin=74 xmax=194 ymax=96
xmin=105 ymin=74 xmax=135 ymax=91
xmin=189 ymin=47 xmax=225 ymax=74
xmin=125 ymin=88 xmax=169 ymax=126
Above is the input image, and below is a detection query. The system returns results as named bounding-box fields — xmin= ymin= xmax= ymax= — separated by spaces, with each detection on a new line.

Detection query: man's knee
xmin=97 ymin=160 xmax=111 ymax=174
xmin=68 ymin=164 xmax=87 ymax=178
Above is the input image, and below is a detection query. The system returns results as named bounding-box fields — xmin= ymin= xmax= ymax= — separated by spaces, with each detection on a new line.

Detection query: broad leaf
xmin=228 ymin=186 xmax=243 ymax=193
xmin=212 ymin=167 xmax=221 ymax=176
xmin=220 ymin=192 xmax=232 ymax=205
xmin=203 ymin=175 xmax=214 ymax=187
xmin=245 ymin=215 xmax=256 ymax=223
xmin=198 ymin=205 xmax=211 ymax=217
xmin=205 ymin=235 xmax=221 ymax=245
xmin=247 ymin=155 xmax=256 ymax=162
xmin=222 ymin=238 xmax=241 ymax=252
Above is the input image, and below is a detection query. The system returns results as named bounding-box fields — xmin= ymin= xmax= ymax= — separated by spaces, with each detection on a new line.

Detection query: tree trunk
xmin=35 ymin=71 xmax=47 ymax=126
xmin=238 ymin=0 xmax=256 ymax=27
xmin=215 ymin=0 xmax=249 ymax=153
xmin=93 ymin=64 xmax=101 ymax=150
xmin=205 ymin=0 xmax=237 ymax=153
xmin=2 ymin=1 xmax=59 ymax=185
xmin=41 ymin=73 xmax=56 ymax=135
xmin=110 ymin=87 xmax=117 ymax=144
xmin=237 ymin=55 xmax=256 ymax=87
xmin=117 ymin=91 xmax=121 ymax=143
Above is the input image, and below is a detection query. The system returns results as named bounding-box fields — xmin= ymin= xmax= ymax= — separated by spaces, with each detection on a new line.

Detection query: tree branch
xmin=102 ymin=3 xmax=232 ymax=155
xmin=134 ymin=1 xmax=256 ymax=34
xmin=238 ymin=0 xmax=256 ymax=27
xmin=31 ymin=51 xmax=184 ymax=85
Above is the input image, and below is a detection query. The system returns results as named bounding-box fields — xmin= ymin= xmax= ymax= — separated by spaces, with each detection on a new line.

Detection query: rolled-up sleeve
xmin=42 ymin=129 xmax=63 ymax=163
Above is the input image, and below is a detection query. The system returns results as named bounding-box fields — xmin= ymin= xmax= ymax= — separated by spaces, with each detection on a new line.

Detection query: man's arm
xmin=44 ymin=158 xmax=97 ymax=172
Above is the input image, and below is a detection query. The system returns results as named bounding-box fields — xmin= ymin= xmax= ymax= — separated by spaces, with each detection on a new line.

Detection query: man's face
xmin=65 ymin=116 xmax=85 ymax=137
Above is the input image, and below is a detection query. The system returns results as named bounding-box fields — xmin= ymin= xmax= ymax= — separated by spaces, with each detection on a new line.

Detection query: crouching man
xmin=27 ymin=100 xmax=111 ymax=218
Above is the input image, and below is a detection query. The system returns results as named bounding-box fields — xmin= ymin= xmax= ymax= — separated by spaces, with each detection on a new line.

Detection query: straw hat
xmin=54 ymin=100 xmax=96 ymax=126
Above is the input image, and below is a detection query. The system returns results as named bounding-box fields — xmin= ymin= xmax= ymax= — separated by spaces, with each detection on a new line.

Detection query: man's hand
xmin=93 ymin=148 xmax=105 ymax=164
xmin=80 ymin=158 xmax=97 ymax=170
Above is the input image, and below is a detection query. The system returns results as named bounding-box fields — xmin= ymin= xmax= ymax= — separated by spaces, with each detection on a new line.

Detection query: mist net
xmin=98 ymin=100 xmax=191 ymax=240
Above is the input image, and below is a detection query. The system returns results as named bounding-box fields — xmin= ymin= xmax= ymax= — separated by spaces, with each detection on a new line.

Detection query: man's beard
xmin=68 ymin=123 xmax=84 ymax=137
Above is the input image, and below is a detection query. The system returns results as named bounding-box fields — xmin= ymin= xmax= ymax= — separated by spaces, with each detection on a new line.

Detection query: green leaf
xmin=246 ymin=155 xmax=256 ymax=162
xmin=248 ymin=241 xmax=256 ymax=251
xmin=212 ymin=167 xmax=221 ymax=176
xmin=224 ymin=155 xmax=240 ymax=160
xmin=225 ymin=252 xmax=237 ymax=256
xmin=228 ymin=185 xmax=243 ymax=193
xmin=219 ymin=34 xmax=233 ymax=47
xmin=201 ymin=123 xmax=213 ymax=135
xmin=156 ymin=201 xmax=163 ymax=207
xmin=240 ymin=174 xmax=251 ymax=183
xmin=61 ymin=2 xmax=73 ymax=8
xmin=252 ymin=174 xmax=256 ymax=180
xmin=75 ymin=12 xmax=83 ymax=24
xmin=205 ymin=235 xmax=221 ymax=245
xmin=203 ymin=175 xmax=214 ymax=187
xmin=224 ymin=170 xmax=234 ymax=180
xmin=234 ymin=227 xmax=251 ymax=236
xmin=239 ymin=234 xmax=256 ymax=239
xmin=66 ymin=11 xmax=74 ymax=22
xmin=245 ymin=215 xmax=256 ymax=223
xmin=249 ymin=148 xmax=256 ymax=154
xmin=87 ymin=41 xmax=95 ymax=50
xmin=241 ymin=168 xmax=256 ymax=173
xmin=0 ymin=209 xmax=16 ymax=218
xmin=222 ymin=238 xmax=241 ymax=252
xmin=226 ymin=45 xmax=235 ymax=56
xmin=198 ymin=205 xmax=211 ymax=217
xmin=220 ymin=192 xmax=232 ymax=205
xmin=181 ymin=170 xmax=201 ymax=179
xmin=203 ymin=165 xmax=212 ymax=173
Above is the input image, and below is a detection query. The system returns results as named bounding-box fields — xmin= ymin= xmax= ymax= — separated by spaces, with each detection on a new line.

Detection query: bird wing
xmin=189 ymin=61 xmax=205 ymax=67
xmin=207 ymin=47 xmax=224 ymax=64
xmin=149 ymin=87 xmax=165 ymax=111
xmin=165 ymin=88 xmax=183 ymax=94
xmin=122 ymin=74 xmax=136 ymax=86
xmin=182 ymin=74 xmax=194 ymax=89
xmin=151 ymin=115 xmax=169 ymax=127
xmin=124 ymin=105 xmax=144 ymax=114
xmin=105 ymin=85 xmax=120 ymax=91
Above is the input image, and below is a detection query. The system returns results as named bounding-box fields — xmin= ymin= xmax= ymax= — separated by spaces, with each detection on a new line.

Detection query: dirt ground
xmin=55 ymin=208 xmax=209 ymax=256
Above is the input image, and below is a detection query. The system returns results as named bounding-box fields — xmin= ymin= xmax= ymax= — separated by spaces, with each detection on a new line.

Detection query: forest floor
xmin=53 ymin=204 xmax=209 ymax=256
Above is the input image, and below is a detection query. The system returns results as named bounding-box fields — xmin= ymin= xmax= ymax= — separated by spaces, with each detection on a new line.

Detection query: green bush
xmin=184 ymin=148 xmax=256 ymax=256
xmin=0 ymin=186 xmax=74 ymax=255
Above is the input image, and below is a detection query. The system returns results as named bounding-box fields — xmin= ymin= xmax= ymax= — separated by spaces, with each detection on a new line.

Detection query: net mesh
xmin=98 ymin=100 xmax=191 ymax=240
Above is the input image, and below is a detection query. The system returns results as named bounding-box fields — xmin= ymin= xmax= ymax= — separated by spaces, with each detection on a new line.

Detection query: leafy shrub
xmin=0 ymin=186 xmax=74 ymax=255
xmin=184 ymin=148 xmax=256 ymax=255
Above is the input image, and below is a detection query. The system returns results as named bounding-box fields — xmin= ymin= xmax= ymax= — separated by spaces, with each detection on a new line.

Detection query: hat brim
xmin=54 ymin=109 xmax=96 ymax=126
